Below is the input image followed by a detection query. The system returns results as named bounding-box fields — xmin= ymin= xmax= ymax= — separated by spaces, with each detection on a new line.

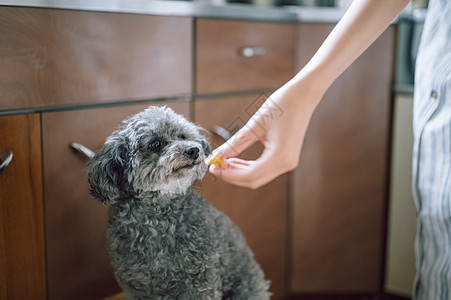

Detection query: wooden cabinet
xmin=195 ymin=19 xmax=294 ymax=300
xmin=0 ymin=4 xmax=397 ymax=299
xmin=41 ymin=101 xmax=189 ymax=300
xmin=196 ymin=19 xmax=294 ymax=94
xmin=194 ymin=94 xmax=288 ymax=300
xmin=0 ymin=6 xmax=193 ymax=298
xmin=0 ymin=7 xmax=191 ymax=111
xmin=0 ymin=114 xmax=46 ymax=300
xmin=290 ymin=24 xmax=395 ymax=294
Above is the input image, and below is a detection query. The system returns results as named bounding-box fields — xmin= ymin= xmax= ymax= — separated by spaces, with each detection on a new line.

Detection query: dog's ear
xmin=87 ymin=137 xmax=128 ymax=205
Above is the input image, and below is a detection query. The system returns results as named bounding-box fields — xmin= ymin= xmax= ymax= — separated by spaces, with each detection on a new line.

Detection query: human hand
xmin=207 ymin=78 xmax=322 ymax=189
xmin=207 ymin=0 xmax=409 ymax=189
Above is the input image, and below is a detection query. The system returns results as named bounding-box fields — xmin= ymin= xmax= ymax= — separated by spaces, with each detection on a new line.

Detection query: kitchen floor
xmin=104 ymin=292 xmax=410 ymax=300
xmin=288 ymin=293 xmax=410 ymax=300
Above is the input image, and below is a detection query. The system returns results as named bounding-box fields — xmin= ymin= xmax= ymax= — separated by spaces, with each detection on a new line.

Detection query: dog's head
xmin=87 ymin=106 xmax=211 ymax=204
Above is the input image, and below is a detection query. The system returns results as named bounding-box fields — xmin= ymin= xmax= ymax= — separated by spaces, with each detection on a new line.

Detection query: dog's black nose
xmin=184 ymin=146 xmax=199 ymax=160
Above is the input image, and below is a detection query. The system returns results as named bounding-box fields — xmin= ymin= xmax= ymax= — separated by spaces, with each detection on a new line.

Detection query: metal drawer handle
xmin=239 ymin=47 xmax=266 ymax=58
xmin=211 ymin=126 xmax=232 ymax=141
xmin=0 ymin=150 xmax=13 ymax=175
xmin=70 ymin=142 xmax=95 ymax=159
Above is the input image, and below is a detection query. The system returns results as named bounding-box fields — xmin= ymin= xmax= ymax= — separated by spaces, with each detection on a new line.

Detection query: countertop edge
xmin=0 ymin=0 xmax=347 ymax=23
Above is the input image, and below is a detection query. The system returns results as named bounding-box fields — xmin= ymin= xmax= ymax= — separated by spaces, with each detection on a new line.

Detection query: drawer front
xmin=42 ymin=101 xmax=189 ymax=300
xmin=194 ymin=94 xmax=288 ymax=300
xmin=196 ymin=19 xmax=294 ymax=94
xmin=0 ymin=7 xmax=191 ymax=110
xmin=0 ymin=114 xmax=46 ymax=300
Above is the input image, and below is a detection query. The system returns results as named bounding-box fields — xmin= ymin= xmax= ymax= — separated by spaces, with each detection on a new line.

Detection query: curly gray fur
xmin=87 ymin=106 xmax=270 ymax=300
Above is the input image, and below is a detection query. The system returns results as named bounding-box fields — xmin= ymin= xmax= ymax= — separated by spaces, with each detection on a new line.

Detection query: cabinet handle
xmin=0 ymin=150 xmax=13 ymax=175
xmin=70 ymin=142 xmax=95 ymax=159
xmin=238 ymin=47 xmax=266 ymax=58
xmin=211 ymin=126 xmax=232 ymax=141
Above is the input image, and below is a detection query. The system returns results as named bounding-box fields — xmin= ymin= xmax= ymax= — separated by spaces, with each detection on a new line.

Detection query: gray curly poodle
xmin=87 ymin=106 xmax=270 ymax=300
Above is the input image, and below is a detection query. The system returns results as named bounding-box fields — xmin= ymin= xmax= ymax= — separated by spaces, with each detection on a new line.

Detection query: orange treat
xmin=205 ymin=154 xmax=225 ymax=167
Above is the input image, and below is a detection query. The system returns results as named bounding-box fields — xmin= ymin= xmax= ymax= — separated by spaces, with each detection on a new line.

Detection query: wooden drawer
xmin=41 ymin=101 xmax=189 ymax=300
xmin=0 ymin=7 xmax=191 ymax=111
xmin=194 ymin=94 xmax=288 ymax=300
xmin=0 ymin=114 xmax=46 ymax=300
xmin=196 ymin=19 xmax=294 ymax=94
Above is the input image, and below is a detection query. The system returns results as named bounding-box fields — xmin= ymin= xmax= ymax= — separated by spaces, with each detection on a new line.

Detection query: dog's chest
xmin=108 ymin=204 xmax=219 ymax=272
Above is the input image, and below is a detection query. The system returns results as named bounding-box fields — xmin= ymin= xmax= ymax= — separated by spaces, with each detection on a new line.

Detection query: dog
xmin=87 ymin=106 xmax=270 ymax=300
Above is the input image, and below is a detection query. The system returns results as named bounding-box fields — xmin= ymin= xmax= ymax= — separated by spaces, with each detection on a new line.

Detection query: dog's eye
xmin=178 ymin=134 xmax=187 ymax=140
xmin=149 ymin=138 xmax=166 ymax=152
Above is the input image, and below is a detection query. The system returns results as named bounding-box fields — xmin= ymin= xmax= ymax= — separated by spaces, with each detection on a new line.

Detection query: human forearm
xmin=208 ymin=0 xmax=410 ymax=188
xmin=291 ymin=0 xmax=409 ymax=101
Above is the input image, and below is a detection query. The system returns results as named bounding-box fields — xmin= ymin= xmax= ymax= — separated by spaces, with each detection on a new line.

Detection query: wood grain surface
xmin=194 ymin=94 xmax=288 ymax=299
xmin=0 ymin=7 xmax=191 ymax=111
xmin=290 ymin=24 xmax=395 ymax=293
xmin=196 ymin=19 xmax=294 ymax=94
xmin=0 ymin=114 xmax=46 ymax=299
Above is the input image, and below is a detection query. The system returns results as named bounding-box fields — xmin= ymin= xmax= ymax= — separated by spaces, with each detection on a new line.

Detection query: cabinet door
xmin=291 ymin=24 xmax=395 ymax=293
xmin=194 ymin=94 xmax=288 ymax=300
xmin=41 ymin=101 xmax=189 ymax=300
xmin=0 ymin=114 xmax=46 ymax=299
xmin=0 ymin=7 xmax=191 ymax=110
xmin=197 ymin=19 xmax=294 ymax=94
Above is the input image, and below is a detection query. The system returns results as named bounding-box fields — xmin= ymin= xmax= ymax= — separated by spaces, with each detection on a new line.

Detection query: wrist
xmin=297 ymin=61 xmax=332 ymax=89
xmin=285 ymin=67 xmax=329 ymax=107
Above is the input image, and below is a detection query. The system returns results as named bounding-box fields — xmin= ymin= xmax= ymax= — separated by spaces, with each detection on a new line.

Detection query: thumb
xmin=212 ymin=125 xmax=260 ymax=159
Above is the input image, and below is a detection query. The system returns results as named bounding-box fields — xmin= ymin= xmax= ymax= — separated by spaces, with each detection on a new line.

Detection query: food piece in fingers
xmin=205 ymin=154 xmax=225 ymax=167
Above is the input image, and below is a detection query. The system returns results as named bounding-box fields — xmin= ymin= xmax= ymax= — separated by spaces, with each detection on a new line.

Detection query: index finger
xmin=212 ymin=127 xmax=260 ymax=159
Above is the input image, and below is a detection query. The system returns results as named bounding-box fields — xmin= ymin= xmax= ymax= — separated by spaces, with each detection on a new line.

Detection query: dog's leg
xmin=220 ymin=251 xmax=271 ymax=300
xmin=177 ymin=268 xmax=222 ymax=300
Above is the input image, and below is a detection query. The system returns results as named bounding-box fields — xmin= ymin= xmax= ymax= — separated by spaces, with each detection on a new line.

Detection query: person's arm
xmin=208 ymin=0 xmax=409 ymax=189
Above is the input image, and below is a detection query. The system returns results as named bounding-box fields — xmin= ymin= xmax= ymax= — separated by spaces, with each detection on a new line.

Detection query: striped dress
xmin=412 ymin=0 xmax=451 ymax=299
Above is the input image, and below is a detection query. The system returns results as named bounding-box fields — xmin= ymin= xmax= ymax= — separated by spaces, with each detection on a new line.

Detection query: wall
xmin=385 ymin=94 xmax=417 ymax=297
